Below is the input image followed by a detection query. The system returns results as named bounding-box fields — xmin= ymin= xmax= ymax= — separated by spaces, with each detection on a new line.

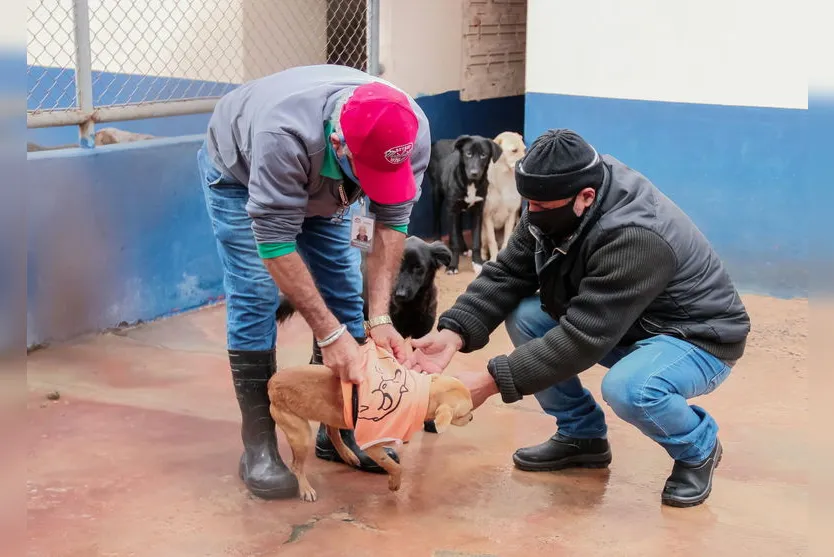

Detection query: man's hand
xmin=321 ymin=333 xmax=363 ymax=384
xmin=455 ymin=369 xmax=500 ymax=410
xmin=407 ymin=329 xmax=464 ymax=374
xmin=369 ymin=323 xmax=411 ymax=363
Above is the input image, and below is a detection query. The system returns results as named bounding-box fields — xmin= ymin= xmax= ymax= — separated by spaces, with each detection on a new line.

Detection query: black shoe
xmin=230 ymin=349 xmax=299 ymax=500
xmin=512 ymin=432 xmax=612 ymax=471
xmin=315 ymin=424 xmax=400 ymax=474
xmin=661 ymin=438 xmax=723 ymax=508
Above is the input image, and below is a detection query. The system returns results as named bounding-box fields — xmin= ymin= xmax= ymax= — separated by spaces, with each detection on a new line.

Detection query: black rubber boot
xmin=309 ymin=338 xmax=400 ymax=474
xmin=512 ymin=432 xmax=612 ymax=471
xmin=661 ymin=438 xmax=723 ymax=508
xmin=230 ymin=349 xmax=299 ymax=499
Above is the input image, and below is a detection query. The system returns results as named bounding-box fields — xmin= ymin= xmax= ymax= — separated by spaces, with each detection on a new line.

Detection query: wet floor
xmin=27 ymin=273 xmax=808 ymax=556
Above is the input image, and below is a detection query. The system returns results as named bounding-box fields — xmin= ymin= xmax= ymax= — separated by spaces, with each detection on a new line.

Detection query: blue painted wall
xmin=26 ymin=66 xmax=524 ymax=346
xmin=807 ymin=95 xmax=834 ymax=297
xmin=27 ymin=136 xmax=225 ymax=346
xmin=524 ymin=92 xmax=830 ymax=299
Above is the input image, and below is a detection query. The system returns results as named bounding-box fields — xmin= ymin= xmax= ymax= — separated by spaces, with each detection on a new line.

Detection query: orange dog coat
xmin=341 ymin=341 xmax=432 ymax=450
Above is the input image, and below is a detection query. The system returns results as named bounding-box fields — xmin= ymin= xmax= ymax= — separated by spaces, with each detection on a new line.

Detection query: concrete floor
xmin=27 ymin=272 xmax=808 ymax=557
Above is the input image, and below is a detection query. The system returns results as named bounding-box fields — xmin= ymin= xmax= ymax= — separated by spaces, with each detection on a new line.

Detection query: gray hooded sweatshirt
xmin=205 ymin=64 xmax=431 ymax=247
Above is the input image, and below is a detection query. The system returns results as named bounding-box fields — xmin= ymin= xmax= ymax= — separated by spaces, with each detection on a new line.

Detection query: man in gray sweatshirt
xmin=197 ymin=65 xmax=431 ymax=499
xmin=410 ymin=129 xmax=750 ymax=508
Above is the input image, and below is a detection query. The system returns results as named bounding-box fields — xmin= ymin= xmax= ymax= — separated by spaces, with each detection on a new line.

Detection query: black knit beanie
xmin=515 ymin=129 xmax=604 ymax=201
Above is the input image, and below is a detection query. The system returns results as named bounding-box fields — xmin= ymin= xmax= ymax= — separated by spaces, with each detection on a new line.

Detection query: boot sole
xmin=661 ymin=443 xmax=723 ymax=508
xmin=238 ymin=460 xmax=300 ymax=500
xmin=512 ymin=450 xmax=613 ymax=472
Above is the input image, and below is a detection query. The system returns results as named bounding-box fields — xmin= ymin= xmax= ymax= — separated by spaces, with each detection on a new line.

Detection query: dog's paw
xmin=445 ymin=268 xmax=459 ymax=275
xmin=344 ymin=450 xmax=361 ymax=468
xmin=463 ymin=249 xmax=472 ymax=257
xmin=300 ymin=486 xmax=318 ymax=502
xmin=388 ymin=474 xmax=402 ymax=492
xmin=472 ymin=263 xmax=483 ymax=276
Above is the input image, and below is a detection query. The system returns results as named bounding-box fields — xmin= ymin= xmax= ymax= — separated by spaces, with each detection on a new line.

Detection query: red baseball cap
xmin=340 ymin=82 xmax=419 ymax=205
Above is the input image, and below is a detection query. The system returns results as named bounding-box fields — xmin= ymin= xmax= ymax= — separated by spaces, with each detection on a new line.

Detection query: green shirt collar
xmin=320 ymin=120 xmax=343 ymax=180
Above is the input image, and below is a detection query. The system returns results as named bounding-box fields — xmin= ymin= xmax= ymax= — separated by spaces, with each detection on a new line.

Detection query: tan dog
xmin=480 ymin=131 xmax=526 ymax=263
xmin=267 ymin=365 xmax=474 ymax=502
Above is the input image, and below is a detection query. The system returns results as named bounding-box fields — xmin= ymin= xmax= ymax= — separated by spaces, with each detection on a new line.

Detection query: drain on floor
xmin=284 ymin=510 xmax=379 ymax=544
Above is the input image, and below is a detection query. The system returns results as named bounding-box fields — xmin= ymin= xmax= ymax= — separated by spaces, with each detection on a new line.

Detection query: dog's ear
xmin=453 ymin=135 xmax=472 ymax=151
xmin=489 ymin=139 xmax=503 ymax=163
xmin=430 ymin=241 xmax=453 ymax=268
xmin=432 ymin=403 xmax=453 ymax=433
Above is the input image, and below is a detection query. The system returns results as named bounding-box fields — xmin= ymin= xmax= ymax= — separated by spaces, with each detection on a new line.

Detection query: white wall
xmin=378 ymin=0 xmax=463 ymax=97
xmin=526 ymin=0 xmax=807 ymax=109
xmin=27 ymin=0 xmax=327 ymax=84
xmin=1 ymin=1 xmax=24 ymax=48
xmin=808 ymin=0 xmax=834 ymax=96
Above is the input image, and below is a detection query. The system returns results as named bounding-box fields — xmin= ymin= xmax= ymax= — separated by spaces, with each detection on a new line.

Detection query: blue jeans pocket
xmin=198 ymin=144 xmax=240 ymax=188
xmin=703 ymin=363 xmax=732 ymax=395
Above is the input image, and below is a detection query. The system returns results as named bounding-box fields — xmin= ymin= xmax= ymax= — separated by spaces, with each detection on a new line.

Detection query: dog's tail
xmin=275 ymin=297 xmax=296 ymax=324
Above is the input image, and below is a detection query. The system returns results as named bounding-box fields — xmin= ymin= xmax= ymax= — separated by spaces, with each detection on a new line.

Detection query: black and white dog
xmin=428 ymin=135 xmax=502 ymax=274
xmin=276 ymin=236 xmax=452 ymax=340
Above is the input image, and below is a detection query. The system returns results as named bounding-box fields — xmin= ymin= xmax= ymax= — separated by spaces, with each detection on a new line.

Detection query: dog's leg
xmin=364 ymin=444 xmax=402 ymax=492
xmin=447 ymin=208 xmax=461 ymax=274
xmin=269 ymin=405 xmax=316 ymax=502
xmin=433 ymin=188 xmax=443 ymax=240
xmin=470 ymin=204 xmax=485 ymax=267
xmin=501 ymin=210 xmax=516 ymax=253
xmin=479 ymin=216 xmax=489 ymax=262
xmin=325 ymin=425 xmax=361 ymax=467
xmin=483 ymin=212 xmax=499 ymax=263
xmin=456 ymin=212 xmax=469 ymax=257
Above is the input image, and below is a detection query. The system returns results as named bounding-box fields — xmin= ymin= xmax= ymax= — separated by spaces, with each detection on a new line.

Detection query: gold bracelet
xmin=364 ymin=315 xmax=393 ymax=331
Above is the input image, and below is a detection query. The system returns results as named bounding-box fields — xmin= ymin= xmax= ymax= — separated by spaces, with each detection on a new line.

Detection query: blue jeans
xmin=505 ymin=296 xmax=732 ymax=464
xmin=197 ymin=143 xmax=365 ymax=351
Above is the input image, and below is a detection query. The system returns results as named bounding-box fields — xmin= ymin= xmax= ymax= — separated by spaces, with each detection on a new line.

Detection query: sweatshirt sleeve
xmin=245 ymin=131 xmax=311 ymax=246
xmin=486 ymin=226 xmax=678 ymax=404
xmin=436 ymin=211 xmax=540 ymax=351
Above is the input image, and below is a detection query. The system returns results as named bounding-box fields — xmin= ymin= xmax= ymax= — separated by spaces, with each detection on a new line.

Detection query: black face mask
xmin=528 ymin=197 xmax=582 ymax=242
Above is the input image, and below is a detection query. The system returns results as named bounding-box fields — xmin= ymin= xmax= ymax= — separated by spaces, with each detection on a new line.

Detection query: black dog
xmin=387 ymin=236 xmax=452 ymax=338
xmin=428 ymin=135 xmax=502 ymax=274
xmin=276 ymin=236 xmax=452 ymax=340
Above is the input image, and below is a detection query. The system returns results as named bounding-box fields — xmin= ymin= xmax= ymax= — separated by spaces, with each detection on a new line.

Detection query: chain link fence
xmin=27 ymin=0 xmax=378 ymax=143
xmin=28 ymin=1 xmax=78 ymax=115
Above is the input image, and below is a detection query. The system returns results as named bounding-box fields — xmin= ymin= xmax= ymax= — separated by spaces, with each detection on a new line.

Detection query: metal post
xmin=367 ymin=0 xmax=380 ymax=76
xmin=73 ymin=0 xmax=95 ymax=148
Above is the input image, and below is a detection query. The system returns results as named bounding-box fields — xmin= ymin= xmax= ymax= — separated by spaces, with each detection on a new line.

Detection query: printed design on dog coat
xmin=341 ymin=341 xmax=432 ymax=450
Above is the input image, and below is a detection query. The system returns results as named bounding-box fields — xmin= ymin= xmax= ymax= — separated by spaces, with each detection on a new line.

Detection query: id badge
xmin=350 ymin=212 xmax=375 ymax=251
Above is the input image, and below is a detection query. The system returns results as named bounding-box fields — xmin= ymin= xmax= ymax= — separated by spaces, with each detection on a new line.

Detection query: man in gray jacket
xmin=410 ymin=129 xmax=750 ymax=508
xmin=198 ymin=65 xmax=431 ymax=499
